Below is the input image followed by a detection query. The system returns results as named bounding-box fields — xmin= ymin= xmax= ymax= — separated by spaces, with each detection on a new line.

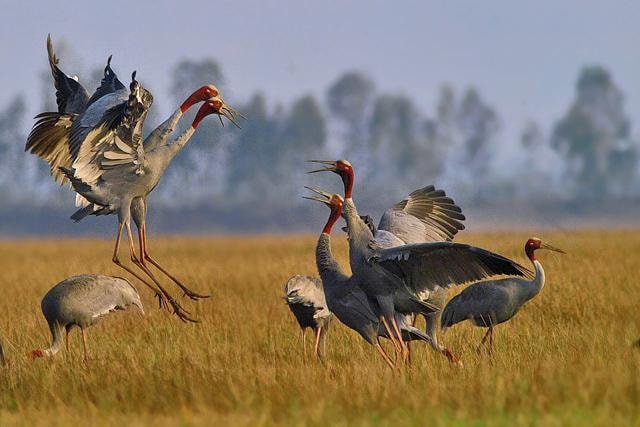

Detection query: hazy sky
xmin=3 ymin=1 xmax=640 ymax=143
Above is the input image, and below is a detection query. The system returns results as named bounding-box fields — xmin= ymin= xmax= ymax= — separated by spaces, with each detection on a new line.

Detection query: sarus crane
xmin=305 ymin=189 xmax=436 ymax=369
xmin=31 ymin=275 xmax=144 ymax=361
xmin=26 ymin=35 xmax=241 ymax=322
xmin=337 ymin=183 xmax=467 ymax=364
xmin=441 ymin=237 xmax=564 ymax=353
xmin=284 ymin=275 xmax=333 ymax=361
xmin=307 ymin=159 xmax=531 ymax=362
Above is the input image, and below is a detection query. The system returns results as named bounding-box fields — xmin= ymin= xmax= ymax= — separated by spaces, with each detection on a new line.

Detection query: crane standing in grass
xmin=307 ymin=159 xmax=531 ymax=362
xmin=26 ymin=36 xmax=242 ymax=322
xmin=284 ymin=275 xmax=333 ymax=361
xmin=31 ymin=275 xmax=144 ymax=362
xmin=305 ymin=189 xmax=438 ymax=369
xmin=441 ymin=237 xmax=564 ymax=353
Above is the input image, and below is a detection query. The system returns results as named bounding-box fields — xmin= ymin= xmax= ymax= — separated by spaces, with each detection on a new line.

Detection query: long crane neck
xmin=144 ymin=108 xmax=184 ymax=152
xmin=521 ymin=254 xmax=546 ymax=302
xmin=342 ymin=198 xmax=374 ymax=267
xmin=33 ymin=321 xmax=64 ymax=358
xmin=316 ymin=210 xmax=348 ymax=288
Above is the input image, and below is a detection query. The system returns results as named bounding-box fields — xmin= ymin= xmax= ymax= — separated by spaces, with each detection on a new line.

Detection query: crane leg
xmin=301 ymin=329 xmax=307 ymax=363
xmin=65 ymin=326 xmax=71 ymax=354
xmin=375 ymin=339 xmax=396 ymax=370
xmin=313 ymin=327 xmax=323 ymax=362
xmin=81 ymin=328 xmax=88 ymax=362
xmin=380 ymin=316 xmax=401 ymax=353
xmin=390 ymin=316 xmax=410 ymax=364
xmin=139 ymin=223 xmax=209 ymax=300
xmin=113 ymin=222 xmax=168 ymax=310
xmin=477 ymin=327 xmax=492 ymax=353
xmin=125 ymin=222 xmax=196 ymax=323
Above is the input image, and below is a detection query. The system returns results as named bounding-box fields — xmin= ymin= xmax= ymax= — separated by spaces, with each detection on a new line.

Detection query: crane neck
xmin=522 ymin=259 xmax=545 ymax=302
xmin=341 ymin=169 xmax=354 ymax=199
xmin=44 ymin=321 xmax=65 ymax=357
xmin=316 ymin=233 xmax=347 ymax=290
xmin=144 ymin=108 xmax=184 ymax=152
xmin=323 ymin=206 xmax=342 ymax=235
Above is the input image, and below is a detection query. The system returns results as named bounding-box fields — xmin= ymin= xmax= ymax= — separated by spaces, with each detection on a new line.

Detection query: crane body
xmin=31 ymin=274 xmax=144 ymax=361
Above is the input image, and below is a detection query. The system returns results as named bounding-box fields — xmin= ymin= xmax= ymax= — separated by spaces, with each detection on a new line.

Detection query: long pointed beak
xmin=306 ymin=160 xmax=337 ymax=174
xmin=302 ymin=186 xmax=332 ymax=205
xmin=541 ymin=242 xmax=566 ymax=254
xmin=218 ymin=101 xmax=244 ymax=129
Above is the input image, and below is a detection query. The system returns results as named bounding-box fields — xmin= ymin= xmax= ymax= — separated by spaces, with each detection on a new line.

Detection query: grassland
xmin=0 ymin=231 xmax=639 ymax=426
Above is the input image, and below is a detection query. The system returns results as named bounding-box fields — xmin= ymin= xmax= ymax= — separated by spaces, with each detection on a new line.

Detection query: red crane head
xmin=303 ymin=187 xmax=344 ymax=234
xmin=306 ymin=159 xmax=355 ymax=198
xmin=525 ymin=237 xmax=565 ymax=260
xmin=30 ymin=348 xmax=47 ymax=359
xmin=180 ymin=85 xmax=220 ymax=113
xmin=192 ymin=97 xmax=243 ymax=129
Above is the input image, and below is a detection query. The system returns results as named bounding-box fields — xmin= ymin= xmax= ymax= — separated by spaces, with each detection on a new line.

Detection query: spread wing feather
xmin=378 ymin=186 xmax=466 ymax=244
xmin=46 ymin=34 xmax=89 ymax=114
xmin=369 ymin=242 xmax=533 ymax=295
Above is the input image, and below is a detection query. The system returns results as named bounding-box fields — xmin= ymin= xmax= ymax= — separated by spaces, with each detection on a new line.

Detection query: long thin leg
xmin=313 ymin=327 xmax=322 ymax=361
xmin=81 ymin=328 xmax=88 ymax=362
xmin=380 ymin=316 xmax=401 ymax=353
xmin=301 ymin=329 xmax=307 ymax=363
xmin=390 ymin=316 xmax=410 ymax=363
xmin=125 ymin=222 xmax=196 ymax=323
xmin=140 ymin=223 xmax=209 ymax=300
xmin=488 ymin=326 xmax=494 ymax=354
xmin=112 ymin=222 xmax=166 ymax=309
xmin=477 ymin=328 xmax=492 ymax=353
xmin=375 ymin=341 xmax=396 ymax=369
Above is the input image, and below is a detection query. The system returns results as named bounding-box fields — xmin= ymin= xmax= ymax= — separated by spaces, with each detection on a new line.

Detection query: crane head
xmin=192 ymin=97 xmax=243 ymax=129
xmin=180 ymin=85 xmax=221 ymax=113
xmin=303 ymin=186 xmax=344 ymax=211
xmin=525 ymin=237 xmax=565 ymax=260
xmin=30 ymin=348 xmax=47 ymax=359
xmin=306 ymin=159 xmax=354 ymax=198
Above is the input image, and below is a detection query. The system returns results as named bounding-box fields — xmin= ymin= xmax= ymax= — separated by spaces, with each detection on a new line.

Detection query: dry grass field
xmin=0 ymin=231 xmax=639 ymax=426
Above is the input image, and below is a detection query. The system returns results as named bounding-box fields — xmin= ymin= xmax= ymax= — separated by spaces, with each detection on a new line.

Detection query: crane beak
xmin=541 ymin=242 xmax=565 ymax=254
xmin=302 ymin=186 xmax=332 ymax=206
xmin=218 ymin=100 xmax=244 ymax=129
xmin=306 ymin=160 xmax=338 ymax=174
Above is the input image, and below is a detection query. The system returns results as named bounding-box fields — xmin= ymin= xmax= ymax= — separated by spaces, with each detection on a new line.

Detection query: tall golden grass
xmin=0 ymin=231 xmax=638 ymax=426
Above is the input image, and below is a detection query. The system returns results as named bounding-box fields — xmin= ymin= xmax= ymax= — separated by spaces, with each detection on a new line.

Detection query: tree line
xmin=0 ymin=55 xmax=637 ymax=231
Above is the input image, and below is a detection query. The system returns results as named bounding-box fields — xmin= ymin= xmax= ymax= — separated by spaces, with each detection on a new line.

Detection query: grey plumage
xmin=308 ymin=192 xmax=435 ymax=369
xmin=284 ymin=275 xmax=333 ymax=360
xmin=307 ymin=159 xmax=531 ymax=363
xmin=441 ymin=237 xmax=564 ymax=352
xmin=26 ymin=36 xmax=240 ymax=322
xmin=32 ymin=274 xmax=144 ymax=360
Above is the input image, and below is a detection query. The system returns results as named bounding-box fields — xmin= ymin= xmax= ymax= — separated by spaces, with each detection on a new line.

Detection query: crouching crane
xmin=31 ymin=275 xmax=144 ymax=361
xmin=26 ymin=35 xmax=242 ymax=322
xmin=441 ymin=237 xmax=564 ymax=353
xmin=284 ymin=275 xmax=333 ymax=361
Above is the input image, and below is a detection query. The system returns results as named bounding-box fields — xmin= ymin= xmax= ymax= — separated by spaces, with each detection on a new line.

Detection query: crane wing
xmin=46 ymin=34 xmax=89 ymax=114
xmin=284 ymin=276 xmax=327 ymax=309
xmin=369 ymin=242 xmax=533 ymax=294
xmin=86 ymin=55 xmax=126 ymax=107
xmin=378 ymin=186 xmax=466 ymax=244
xmin=69 ymin=73 xmax=152 ymax=188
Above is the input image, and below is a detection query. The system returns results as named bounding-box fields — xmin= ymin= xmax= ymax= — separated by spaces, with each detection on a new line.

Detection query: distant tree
xmin=326 ymin=71 xmax=375 ymax=160
xmin=170 ymin=58 xmax=224 ymax=105
xmin=456 ymin=88 xmax=500 ymax=177
xmin=226 ymin=93 xmax=281 ymax=203
xmin=552 ymin=66 xmax=632 ymax=199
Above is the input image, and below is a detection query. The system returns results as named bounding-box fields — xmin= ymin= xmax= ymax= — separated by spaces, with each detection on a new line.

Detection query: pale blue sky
xmin=2 ymin=0 xmax=640 ymax=143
